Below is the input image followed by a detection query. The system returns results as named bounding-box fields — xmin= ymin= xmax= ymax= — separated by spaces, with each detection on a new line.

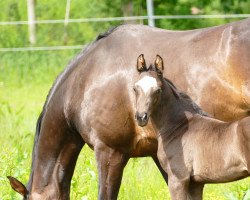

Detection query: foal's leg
xmin=157 ymin=141 xmax=189 ymax=200
xmin=188 ymin=182 xmax=204 ymax=200
xmin=95 ymin=143 xmax=129 ymax=200
xmin=167 ymin=175 xmax=190 ymax=200
xmin=152 ymin=156 xmax=168 ymax=184
xmin=157 ymin=157 xmax=189 ymax=200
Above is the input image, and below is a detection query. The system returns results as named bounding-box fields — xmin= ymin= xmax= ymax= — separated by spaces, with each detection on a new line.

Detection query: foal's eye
xmin=155 ymin=89 xmax=162 ymax=94
xmin=133 ymin=87 xmax=137 ymax=92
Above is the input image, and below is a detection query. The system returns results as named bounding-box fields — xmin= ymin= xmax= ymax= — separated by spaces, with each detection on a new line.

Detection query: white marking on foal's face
xmin=135 ymin=76 xmax=158 ymax=94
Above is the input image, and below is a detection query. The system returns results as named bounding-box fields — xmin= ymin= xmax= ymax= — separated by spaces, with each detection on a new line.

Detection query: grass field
xmin=1 ymin=51 xmax=250 ymax=200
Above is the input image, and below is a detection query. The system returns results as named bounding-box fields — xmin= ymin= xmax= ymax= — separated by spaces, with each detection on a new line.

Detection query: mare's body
xmin=8 ymin=18 xmax=250 ymax=199
xmin=134 ymin=55 xmax=250 ymax=200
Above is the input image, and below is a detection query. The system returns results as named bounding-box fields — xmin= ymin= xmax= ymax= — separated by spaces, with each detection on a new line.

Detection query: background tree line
xmin=0 ymin=0 xmax=249 ymax=47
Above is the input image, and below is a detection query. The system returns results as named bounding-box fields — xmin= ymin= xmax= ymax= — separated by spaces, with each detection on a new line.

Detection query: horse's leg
xmin=187 ymin=182 xmax=204 ymax=200
xmin=95 ymin=143 xmax=129 ymax=200
xmin=29 ymin=114 xmax=84 ymax=199
xmin=152 ymin=156 xmax=168 ymax=184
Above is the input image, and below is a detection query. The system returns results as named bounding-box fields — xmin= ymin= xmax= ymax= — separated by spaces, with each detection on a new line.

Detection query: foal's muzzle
xmin=135 ymin=112 xmax=149 ymax=127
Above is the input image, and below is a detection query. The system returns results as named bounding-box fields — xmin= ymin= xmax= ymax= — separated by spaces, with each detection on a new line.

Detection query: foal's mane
xmin=145 ymin=64 xmax=206 ymax=116
xmin=146 ymin=66 xmax=206 ymax=116
xmin=163 ymin=77 xmax=209 ymax=116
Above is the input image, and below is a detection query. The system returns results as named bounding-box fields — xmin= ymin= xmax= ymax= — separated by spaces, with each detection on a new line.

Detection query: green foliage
xmin=0 ymin=0 xmax=249 ymax=47
xmin=225 ymin=184 xmax=250 ymax=200
xmin=154 ymin=0 xmax=250 ymax=29
xmin=243 ymin=189 xmax=250 ymax=200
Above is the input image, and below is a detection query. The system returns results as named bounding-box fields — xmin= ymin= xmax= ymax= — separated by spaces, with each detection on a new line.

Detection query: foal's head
xmin=134 ymin=54 xmax=165 ymax=127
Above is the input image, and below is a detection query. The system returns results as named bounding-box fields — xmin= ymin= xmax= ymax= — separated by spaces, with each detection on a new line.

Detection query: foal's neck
xmin=151 ymin=82 xmax=198 ymax=136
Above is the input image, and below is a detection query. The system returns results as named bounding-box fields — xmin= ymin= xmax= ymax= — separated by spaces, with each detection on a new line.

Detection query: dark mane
xmin=95 ymin=25 xmax=120 ymax=41
xmin=163 ymin=78 xmax=209 ymax=117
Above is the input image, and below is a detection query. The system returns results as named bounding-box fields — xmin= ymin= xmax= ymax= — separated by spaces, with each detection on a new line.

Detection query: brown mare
xmin=134 ymin=54 xmax=250 ymax=200
xmin=8 ymin=18 xmax=250 ymax=199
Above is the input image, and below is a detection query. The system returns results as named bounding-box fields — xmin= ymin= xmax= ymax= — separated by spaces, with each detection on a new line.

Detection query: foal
xmin=134 ymin=54 xmax=250 ymax=200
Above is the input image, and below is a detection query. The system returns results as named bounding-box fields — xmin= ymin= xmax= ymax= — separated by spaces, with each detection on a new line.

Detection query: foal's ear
xmin=155 ymin=55 xmax=164 ymax=73
xmin=7 ymin=176 xmax=28 ymax=197
xmin=137 ymin=54 xmax=146 ymax=72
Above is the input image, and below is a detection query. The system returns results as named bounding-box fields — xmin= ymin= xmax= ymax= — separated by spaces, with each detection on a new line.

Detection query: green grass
xmin=0 ymin=51 xmax=250 ymax=199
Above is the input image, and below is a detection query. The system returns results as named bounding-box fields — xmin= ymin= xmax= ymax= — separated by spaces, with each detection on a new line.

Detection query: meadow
xmin=0 ymin=50 xmax=250 ymax=200
xmin=1 ymin=0 xmax=250 ymax=198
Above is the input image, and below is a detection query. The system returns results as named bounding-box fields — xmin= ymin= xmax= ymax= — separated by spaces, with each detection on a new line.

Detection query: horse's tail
xmin=26 ymin=110 xmax=44 ymax=190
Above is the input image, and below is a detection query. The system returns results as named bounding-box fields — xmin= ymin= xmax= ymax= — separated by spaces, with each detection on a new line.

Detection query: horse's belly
xmin=192 ymin=166 xmax=248 ymax=183
xmin=192 ymin=152 xmax=248 ymax=183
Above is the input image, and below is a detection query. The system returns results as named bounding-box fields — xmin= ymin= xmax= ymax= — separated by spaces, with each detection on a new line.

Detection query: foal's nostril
xmin=136 ymin=112 xmax=148 ymax=122
xmin=142 ymin=113 xmax=148 ymax=121
xmin=135 ymin=112 xmax=149 ymax=127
